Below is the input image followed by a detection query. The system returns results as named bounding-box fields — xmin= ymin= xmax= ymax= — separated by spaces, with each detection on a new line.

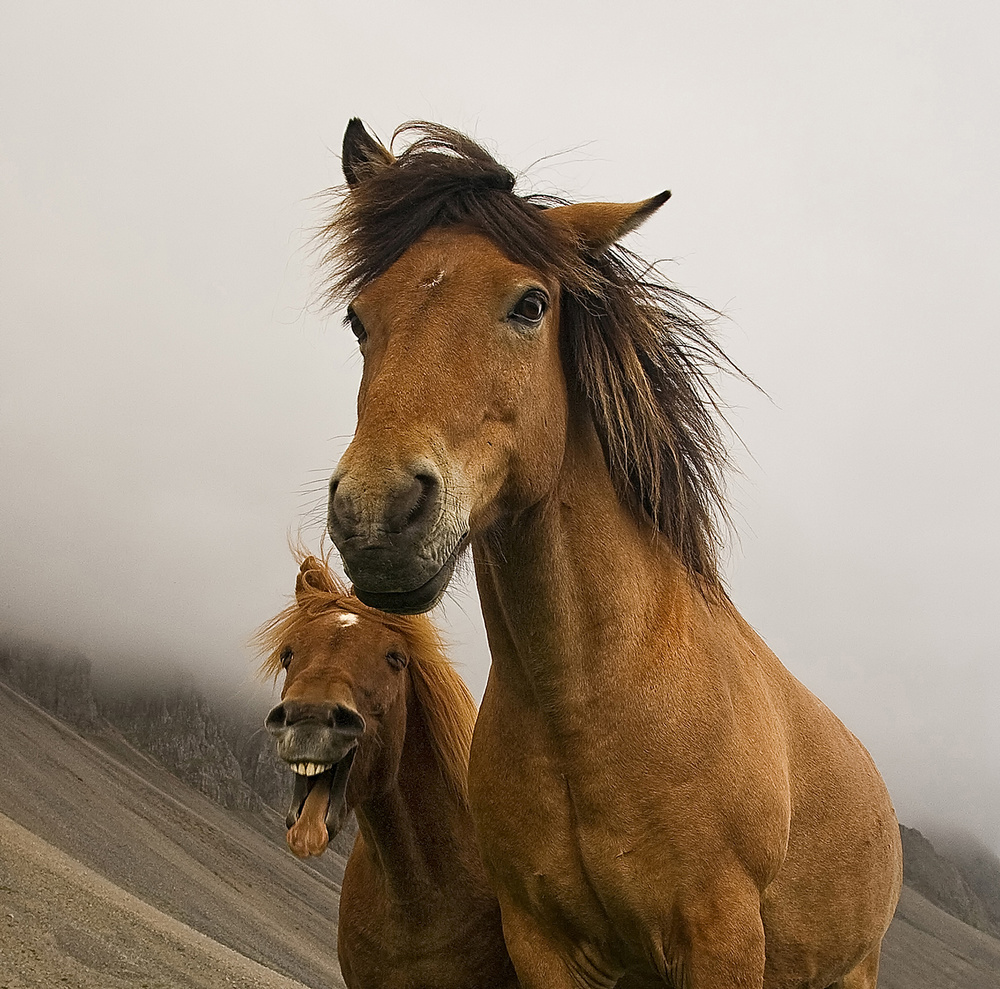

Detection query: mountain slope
xmin=900 ymin=825 xmax=1000 ymax=938
xmin=1 ymin=812 xmax=312 ymax=989
xmin=880 ymin=884 xmax=1000 ymax=989
xmin=0 ymin=681 xmax=347 ymax=988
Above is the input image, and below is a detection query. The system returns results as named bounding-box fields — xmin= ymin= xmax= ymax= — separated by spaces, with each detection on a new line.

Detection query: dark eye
xmin=386 ymin=650 xmax=408 ymax=671
xmin=508 ymin=290 xmax=548 ymax=327
xmin=345 ymin=307 xmax=367 ymax=346
xmin=280 ymin=647 xmax=293 ymax=670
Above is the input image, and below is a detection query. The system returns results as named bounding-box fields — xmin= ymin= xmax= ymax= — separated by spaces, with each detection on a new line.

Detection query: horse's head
xmin=261 ymin=556 xmax=415 ymax=856
xmin=326 ymin=120 xmax=674 ymax=614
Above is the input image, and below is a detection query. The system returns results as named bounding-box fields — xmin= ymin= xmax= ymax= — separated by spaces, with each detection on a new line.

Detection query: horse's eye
xmin=386 ymin=650 xmax=408 ymax=671
xmin=345 ymin=307 xmax=368 ymax=346
xmin=508 ymin=290 xmax=548 ymax=327
xmin=280 ymin=647 xmax=293 ymax=670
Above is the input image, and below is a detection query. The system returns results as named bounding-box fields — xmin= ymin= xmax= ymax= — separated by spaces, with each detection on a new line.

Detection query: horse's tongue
xmin=286 ymin=773 xmax=331 ymax=858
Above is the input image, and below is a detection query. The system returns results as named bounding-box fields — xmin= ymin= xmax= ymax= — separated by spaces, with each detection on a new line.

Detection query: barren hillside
xmin=0 ymin=682 xmax=347 ymax=988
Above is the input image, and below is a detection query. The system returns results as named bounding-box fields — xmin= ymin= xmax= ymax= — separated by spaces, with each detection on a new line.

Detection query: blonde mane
xmin=254 ymin=553 xmax=476 ymax=805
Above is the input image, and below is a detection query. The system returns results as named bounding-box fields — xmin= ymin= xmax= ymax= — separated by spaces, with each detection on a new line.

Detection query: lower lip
xmin=352 ymin=535 xmax=467 ymax=615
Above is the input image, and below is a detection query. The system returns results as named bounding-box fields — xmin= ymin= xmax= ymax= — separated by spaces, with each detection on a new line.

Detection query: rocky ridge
xmin=901 ymin=825 xmax=1000 ymax=939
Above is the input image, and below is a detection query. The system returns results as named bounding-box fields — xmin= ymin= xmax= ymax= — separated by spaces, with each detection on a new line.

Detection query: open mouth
xmin=351 ymin=535 xmax=468 ymax=615
xmin=284 ymin=748 xmax=356 ymax=859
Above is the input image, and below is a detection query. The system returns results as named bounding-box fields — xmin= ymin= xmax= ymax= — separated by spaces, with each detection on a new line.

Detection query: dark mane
xmin=318 ymin=121 xmax=744 ymax=590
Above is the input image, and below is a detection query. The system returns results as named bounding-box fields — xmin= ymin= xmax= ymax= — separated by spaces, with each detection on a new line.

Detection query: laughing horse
xmin=260 ymin=554 xmax=518 ymax=989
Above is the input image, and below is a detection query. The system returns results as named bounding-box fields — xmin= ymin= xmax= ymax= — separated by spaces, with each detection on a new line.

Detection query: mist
xmin=2 ymin=1 xmax=998 ymax=851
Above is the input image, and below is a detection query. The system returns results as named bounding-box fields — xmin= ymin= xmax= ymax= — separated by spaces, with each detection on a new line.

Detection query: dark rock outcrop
xmin=901 ymin=825 xmax=1000 ymax=939
xmin=96 ymin=686 xmax=262 ymax=810
xmin=0 ymin=636 xmax=98 ymax=727
xmin=939 ymin=836 xmax=1000 ymax=938
xmin=0 ymin=633 xmax=292 ymax=813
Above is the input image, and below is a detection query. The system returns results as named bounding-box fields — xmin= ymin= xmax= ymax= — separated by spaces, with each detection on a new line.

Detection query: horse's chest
xmin=469 ymin=698 xmax=680 ymax=955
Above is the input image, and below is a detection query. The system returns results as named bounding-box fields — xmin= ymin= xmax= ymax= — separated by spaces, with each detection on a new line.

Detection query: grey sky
xmin=2 ymin=1 xmax=998 ymax=850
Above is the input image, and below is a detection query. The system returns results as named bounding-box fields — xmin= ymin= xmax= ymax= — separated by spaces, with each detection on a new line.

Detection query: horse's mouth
xmin=350 ymin=534 xmax=468 ymax=615
xmin=284 ymin=748 xmax=356 ymax=859
xmin=285 ymin=766 xmax=331 ymax=828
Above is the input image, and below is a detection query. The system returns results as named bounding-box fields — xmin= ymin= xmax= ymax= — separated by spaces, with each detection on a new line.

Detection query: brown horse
xmin=258 ymin=554 xmax=518 ymax=989
xmin=321 ymin=120 xmax=903 ymax=989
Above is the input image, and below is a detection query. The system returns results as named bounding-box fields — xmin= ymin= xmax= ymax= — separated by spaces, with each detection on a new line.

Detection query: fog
xmin=2 ymin=1 xmax=998 ymax=850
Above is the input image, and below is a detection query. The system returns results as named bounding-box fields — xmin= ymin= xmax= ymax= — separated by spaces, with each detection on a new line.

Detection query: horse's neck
xmin=354 ymin=693 xmax=477 ymax=907
xmin=473 ymin=414 xmax=712 ymax=713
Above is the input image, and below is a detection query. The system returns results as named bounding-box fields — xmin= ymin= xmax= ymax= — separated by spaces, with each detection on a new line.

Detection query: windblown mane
xmin=317 ymin=121 xmax=744 ymax=589
xmin=255 ymin=553 xmax=476 ymax=805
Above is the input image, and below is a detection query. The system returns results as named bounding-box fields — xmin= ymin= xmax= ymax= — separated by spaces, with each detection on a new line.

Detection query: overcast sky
xmin=2 ymin=1 xmax=998 ymax=852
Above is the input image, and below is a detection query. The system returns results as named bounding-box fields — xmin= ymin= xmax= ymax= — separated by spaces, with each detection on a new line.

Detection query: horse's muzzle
xmin=326 ymin=460 xmax=468 ymax=614
xmin=264 ymin=699 xmax=365 ymax=769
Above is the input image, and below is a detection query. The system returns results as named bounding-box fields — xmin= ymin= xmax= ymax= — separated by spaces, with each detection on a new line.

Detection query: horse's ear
xmin=295 ymin=556 xmax=336 ymax=603
xmin=546 ymin=191 xmax=671 ymax=251
xmin=342 ymin=118 xmax=394 ymax=187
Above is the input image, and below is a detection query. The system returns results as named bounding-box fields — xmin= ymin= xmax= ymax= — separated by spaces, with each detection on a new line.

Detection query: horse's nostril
xmin=334 ymin=704 xmax=366 ymax=738
xmin=267 ymin=700 xmax=363 ymax=739
xmin=328 ymin=472 xmax=360 ymax=538
xmin=385 ymin=470 xmax=440 ymax=534
xmin=264 ymin=703 xmax=287 ymax=733
xmin=414 ymin=473 xmax=439 ymax=502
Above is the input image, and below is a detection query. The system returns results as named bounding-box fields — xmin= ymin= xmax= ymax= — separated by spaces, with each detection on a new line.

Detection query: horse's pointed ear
xmin=546 ymin=191 xmax=671 ymax=251
xmin=295 ymin=556 xmax=336 ymax=603
xmin=342 ymin=118 xmax=394 ymax=187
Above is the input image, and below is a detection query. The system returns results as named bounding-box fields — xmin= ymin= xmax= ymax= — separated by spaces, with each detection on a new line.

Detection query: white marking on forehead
xmin=420 ymin=270 xmax=445 ymax=289
xmin=337 ymin=612 xmax=360 ymax=627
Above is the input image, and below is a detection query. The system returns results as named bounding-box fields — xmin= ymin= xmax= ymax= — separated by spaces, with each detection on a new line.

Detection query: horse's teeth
xmin=294 ymin=761 xmax=331 ymax=776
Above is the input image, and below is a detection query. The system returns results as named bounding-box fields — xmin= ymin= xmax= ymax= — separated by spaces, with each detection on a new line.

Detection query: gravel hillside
xmin=0 ymin=682 xmax=347 ymax=988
